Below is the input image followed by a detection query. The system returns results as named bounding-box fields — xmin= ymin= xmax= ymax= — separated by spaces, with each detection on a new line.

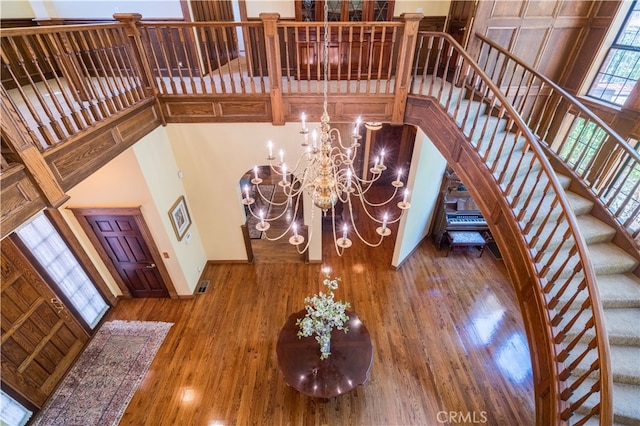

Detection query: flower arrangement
xmin=296 ymin=274 xmax=351 ymax=359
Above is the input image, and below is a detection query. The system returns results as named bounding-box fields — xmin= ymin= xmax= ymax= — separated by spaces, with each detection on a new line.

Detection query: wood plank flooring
xmin=108 ymin=229 xmax=535 ymax=425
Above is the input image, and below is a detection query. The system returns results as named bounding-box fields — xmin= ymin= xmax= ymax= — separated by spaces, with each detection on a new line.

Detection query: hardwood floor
xmin=108 ymin=229 xmax=535 ymax=425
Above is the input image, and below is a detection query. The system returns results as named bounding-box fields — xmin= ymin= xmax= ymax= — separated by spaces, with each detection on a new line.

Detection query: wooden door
xmin=1 ymin=238 xmax=89 ymax=408
xmin=74 ymin=210 xmax=171 ymax=298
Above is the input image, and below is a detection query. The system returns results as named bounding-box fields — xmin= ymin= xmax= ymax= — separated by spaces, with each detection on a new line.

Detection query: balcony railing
xmin=476 ymin=34 xmax=640 ymax=248
xmin=0 ymin=15 xmax=616 ymax=425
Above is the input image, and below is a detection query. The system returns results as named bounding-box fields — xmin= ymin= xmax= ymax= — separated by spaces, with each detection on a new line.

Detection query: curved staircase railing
xmin=475 ymin=34 xmax=640 ymax=248
xmin=408 ymin=31 xmax=612 ymax=425
xmin=0 ymin=17 xmax=615 ymax=424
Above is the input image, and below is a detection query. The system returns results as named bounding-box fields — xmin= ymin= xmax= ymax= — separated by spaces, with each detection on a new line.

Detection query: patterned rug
xmin=32 ymin=320 xmax=173 ymax=426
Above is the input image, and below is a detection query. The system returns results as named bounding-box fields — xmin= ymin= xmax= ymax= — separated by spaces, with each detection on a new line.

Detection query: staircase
xmin=457 ymin=89 xmax=640 ymax=426
xmin=409 ymin=62 xmax=639 ymax=423
xmin=556 ymin=177 xmax=640 ymax=426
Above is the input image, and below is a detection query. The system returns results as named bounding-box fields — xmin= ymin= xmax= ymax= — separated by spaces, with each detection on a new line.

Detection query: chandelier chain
xmin=323 ymin=1 xmax=329 ymax=112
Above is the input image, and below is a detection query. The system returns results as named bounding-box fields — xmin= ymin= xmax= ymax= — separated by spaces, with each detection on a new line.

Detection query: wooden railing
xmin=476 ymin=34 xmax=640 ymax=247
xmin=408 ymin=32 xmax=612 ymax=425
xmin=0 ymin=17 xmax=615 ymax=425
xmin=0 ymin=21 xmax=153 ymax=151
xmin=139 ymin=21 xmax=269 ymax=95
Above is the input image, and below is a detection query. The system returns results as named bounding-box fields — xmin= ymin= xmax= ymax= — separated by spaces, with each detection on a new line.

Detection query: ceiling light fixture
xmin=242 ymin=3 xmax=411 ymax=256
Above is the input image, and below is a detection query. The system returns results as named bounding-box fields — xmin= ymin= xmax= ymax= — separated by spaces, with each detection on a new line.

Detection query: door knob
xmin=146 ymin=263 xmax=156 ymax=269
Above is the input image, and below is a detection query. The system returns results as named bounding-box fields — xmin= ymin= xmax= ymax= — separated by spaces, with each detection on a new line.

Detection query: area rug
xmin=32 ymin=320 xmax=173 ymax=426
xmin=246 ymin=184 xmax=275 ymax=239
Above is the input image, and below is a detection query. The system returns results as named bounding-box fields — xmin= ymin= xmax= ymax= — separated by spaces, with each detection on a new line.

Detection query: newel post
xmin=1 ymin=94 xmax=68 ymax=208
xmin=260 ymin=13 xmax=285 ymax=125
xmin=113 ymin=13 xmax=166 ymax=125
xmin=392 ymin=13 xmax=423 ymax=125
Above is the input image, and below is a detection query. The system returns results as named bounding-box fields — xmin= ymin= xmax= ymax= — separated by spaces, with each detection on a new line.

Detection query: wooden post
xmin=113 ymin=13 xmax=166 ymax=125
xmin=1 ymin=93 xmax=68 ymax=208
xmin=391 ymin=13 xmax=423 ymax=125
xmin=260 ymin=13 xmax=284 ymax=125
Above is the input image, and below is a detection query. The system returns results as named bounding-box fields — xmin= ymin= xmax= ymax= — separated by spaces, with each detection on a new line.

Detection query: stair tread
xmin=565 ymin=308 xmax=640 ymax=346
xmin=567 ymin=191 xmax=595 ymax=216
xmin=577 ymin=215 xmax=617 ymax=242
xmin=573 ymin=378 xmax=640 ymax=424
xmin=532 ymin=215 xmax=616 ymax=252
xmin=597 ymin=274 xmax=640 ymax=308
xmin=572 ymin=342 xmax=640 ymax=385
xmin=603 ymin=308 xmax=640 ymax=343
xmin=588 ymin=243 xmax=639 ymax=275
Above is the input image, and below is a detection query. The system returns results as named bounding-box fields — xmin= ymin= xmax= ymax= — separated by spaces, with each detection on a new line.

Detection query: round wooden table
xmin=276 ymin=310 xmax=373 ymax=398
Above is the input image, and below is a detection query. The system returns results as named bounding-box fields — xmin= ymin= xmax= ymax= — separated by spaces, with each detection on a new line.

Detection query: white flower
xmin=296 ymin=273 xmax=350 ymax=360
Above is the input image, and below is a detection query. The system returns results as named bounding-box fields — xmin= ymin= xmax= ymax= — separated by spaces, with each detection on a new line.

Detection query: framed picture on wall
xmin=169 ymin=195 xmax=192 ymax=241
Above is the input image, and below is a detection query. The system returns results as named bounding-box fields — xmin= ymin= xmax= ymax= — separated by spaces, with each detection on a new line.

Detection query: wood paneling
xmin=43 ymin=100 xmax=161 ymax=191
xmin=464 ymin=0 xmax=615 ymax=89
xmin=161 ymin=95 xmax=272 ymax=122
xmin=0 ymin=166 xmax=46 ymax=239
xmin=283 ymin=95 xmax=394 ymax=123
xmin=1 ymin=237 xmax=89 ymax=408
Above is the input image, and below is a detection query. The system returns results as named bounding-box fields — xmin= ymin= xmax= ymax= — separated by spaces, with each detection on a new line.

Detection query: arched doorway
xmin=239 ymin=166 xmax=306 ymax=263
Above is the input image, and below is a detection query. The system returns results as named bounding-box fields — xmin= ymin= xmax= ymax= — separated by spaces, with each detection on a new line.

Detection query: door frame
xmin=71 ymin=207 xmax=178 ymax=299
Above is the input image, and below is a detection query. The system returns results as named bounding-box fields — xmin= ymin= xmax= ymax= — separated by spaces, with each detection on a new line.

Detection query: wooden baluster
xmin=165 ymin=27 xmax=187 ymax=94
xmin=0 ymin=42 xmax=56 ymax=148
xmin=19 ymin=34 xmax=75 ymax=138
xmin=210 ymin=26 xmax=226 ymax=93
xmin=67 ymin=30 xmax=115 ymax=117
xmin=40 ymin=31 xmax=100 ymax=123
xmin=355 ymin=25 xmax=364 ymax=93
xmin=107 ymin=27 xmax=145 ymax=103
xmin=177 ymin=26 xmax=197 ymax=94
xmin=281 ymin=24 xmax=292 ymax=93
xmin=220 ymin=24 xmax=238 ymax=94
xmin=140 ymin=26 xmax=167 ymax=95
xmin=97 ymin=27 xmax=136 ymax=106
xmin=198 ymin=26 xmax=215 ymax=94
xmin=0 ymin=85 xmax=41 ymax=148
xmin=155 ymin=26 xmax=178 ymax=94
xmin=33 ymin=18 xmax=93 ymax=103
xmin=32 ymin=32 xmax=90 ymax=131
xmin=384 ymin=27 xmax=397 ymax=95
xmin=86 ymin=27 xmax=127 ymax=109
xmin=7 ymin=36 xmax=65 ymax=144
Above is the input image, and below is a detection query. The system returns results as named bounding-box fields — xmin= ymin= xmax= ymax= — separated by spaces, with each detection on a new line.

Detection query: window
xmin=0 ymin=391 xmax=32 ymax=426
xmin=587 ymin=1 xmax=640 ymax=106
xmin=16 ymin=214 xmax=108 ymax=328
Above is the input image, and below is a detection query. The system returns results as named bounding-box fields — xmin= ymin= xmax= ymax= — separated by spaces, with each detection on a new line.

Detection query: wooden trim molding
xmin=69 ymin=207 xmax=179 ymax=299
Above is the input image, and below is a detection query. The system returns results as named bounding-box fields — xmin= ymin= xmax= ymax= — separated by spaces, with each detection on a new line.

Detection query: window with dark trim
xmin=587 ymin=1 xmax=640 ymax=106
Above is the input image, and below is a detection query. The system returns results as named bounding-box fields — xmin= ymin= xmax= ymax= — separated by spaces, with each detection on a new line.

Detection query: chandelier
xmin=242 ymin=4 xmax=411 ymax=256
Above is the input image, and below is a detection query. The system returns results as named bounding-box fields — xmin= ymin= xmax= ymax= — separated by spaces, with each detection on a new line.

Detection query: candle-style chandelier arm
xmin=350 ymin=185 xmax=402 ymax=208
xmin=343 ymin=199 xmax=387 ymax=248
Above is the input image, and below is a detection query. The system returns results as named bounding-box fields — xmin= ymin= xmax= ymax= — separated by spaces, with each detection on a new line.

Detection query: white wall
xmin=61 ymin=126 xmax=206 ymax=296
xmin=133 ymin=126 xmax=207 ymax=293
xmin=392 ymin=127 xmax=446 ymax=267
xmin=24 ymin=0 xmax=184 ymax=19
xmin=3 ymin=0 xmax=449 ymax=20
xmin=166 ymin=122 xmax=322 ymax=262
